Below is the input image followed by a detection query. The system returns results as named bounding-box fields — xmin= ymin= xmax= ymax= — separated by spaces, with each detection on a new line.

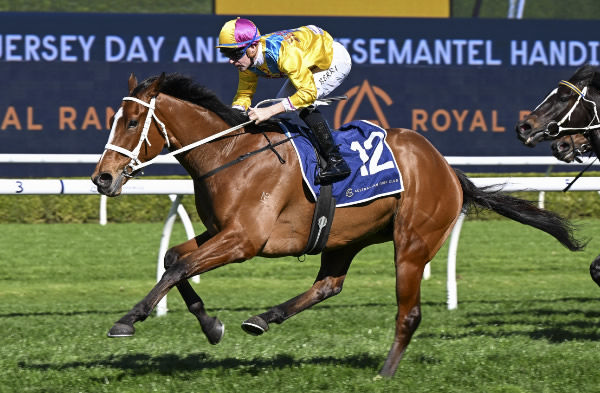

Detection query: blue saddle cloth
xmin=286 ymin=120 xmax=404 ymax=207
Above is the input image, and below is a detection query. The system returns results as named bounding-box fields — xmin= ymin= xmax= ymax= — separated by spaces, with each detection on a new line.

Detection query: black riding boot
xmin=299 ymin=108 xmax=351 ymax=184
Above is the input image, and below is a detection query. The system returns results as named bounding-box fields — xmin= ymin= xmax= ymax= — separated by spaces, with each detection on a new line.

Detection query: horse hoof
xmin=107 ymin=322 xmax=135 ymax=338
xmin=202 ymin=317 xmax=225 ymax=345
xmin=241 ymin=315 xmax=269 ymax=336
xmin=590 ymin=257 xmax=600 ymax=286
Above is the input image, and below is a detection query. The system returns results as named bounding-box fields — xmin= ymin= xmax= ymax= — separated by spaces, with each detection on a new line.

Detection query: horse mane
xmin=570 ymin=64 xmax=600 ymax=90
xmin=132 ymin=73 xmax=281 ymax=132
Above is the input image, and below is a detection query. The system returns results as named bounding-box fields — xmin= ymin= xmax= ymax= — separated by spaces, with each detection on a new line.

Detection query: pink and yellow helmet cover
xmin=216 ymin=17 xmax=261 ymax=49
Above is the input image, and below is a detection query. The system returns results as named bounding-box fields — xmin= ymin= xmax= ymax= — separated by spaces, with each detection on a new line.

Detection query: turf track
xmin=1 ymin=220 xmax=600 ymax=392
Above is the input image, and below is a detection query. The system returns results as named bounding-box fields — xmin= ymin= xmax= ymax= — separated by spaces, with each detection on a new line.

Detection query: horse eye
xmin=559 ymin=95 xmax=570 ymax=102
xmin=127 ymin=120 xmax=139 ymax=129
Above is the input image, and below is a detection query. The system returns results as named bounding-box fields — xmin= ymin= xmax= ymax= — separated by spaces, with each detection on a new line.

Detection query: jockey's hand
xmin=248 ymin=102 xmax=285 ymax=124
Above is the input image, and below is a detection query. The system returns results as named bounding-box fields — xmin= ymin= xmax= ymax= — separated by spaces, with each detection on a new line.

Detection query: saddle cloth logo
xmin=289 ymin=120 xmax=404 ymax=207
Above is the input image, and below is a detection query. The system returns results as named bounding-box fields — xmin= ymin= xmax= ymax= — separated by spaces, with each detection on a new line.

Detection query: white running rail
xmin=3 ymin=154 xmax=600 ymax=313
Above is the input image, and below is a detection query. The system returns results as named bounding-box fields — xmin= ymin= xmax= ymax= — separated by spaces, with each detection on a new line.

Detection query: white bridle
xmin=104 ymin=97 xmax=170 ymax=176
xmin=536 ymin=80 xmax=600 ymax=137
xmin=103 ymin=95 xmax=252 ymax=177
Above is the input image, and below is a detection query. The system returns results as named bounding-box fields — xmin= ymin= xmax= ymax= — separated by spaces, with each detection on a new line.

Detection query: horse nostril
xmin=519 ymin=122 xmax=531 ymax=132
xmin=558 ymin=142 xmax=569 ymax=152
xmin=97 ymin=172 xmax=113 ymax=188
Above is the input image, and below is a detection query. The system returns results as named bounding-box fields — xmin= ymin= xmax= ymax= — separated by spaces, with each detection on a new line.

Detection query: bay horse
xmin=92 ymin=72 xmax=583 ymax=378
xmin=551 ymin=133 xmax=591 ymax=163
xmin=516 ymin=64 xmax=600 ymax=287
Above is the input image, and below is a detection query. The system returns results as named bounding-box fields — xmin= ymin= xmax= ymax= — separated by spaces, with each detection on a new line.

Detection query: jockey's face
xmin=228 ymin=43 xmax=258 ymax=71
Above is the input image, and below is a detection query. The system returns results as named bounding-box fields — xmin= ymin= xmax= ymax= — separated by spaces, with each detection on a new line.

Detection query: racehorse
xmin=516 ymin=64 xmax=600 ymax=286
xmin=92 ymin=72 xmax=583 ymax=378
xmin=551 ymin=133 xmax=591 ymax=163
xmin=516 ymin=64 xmax=600 ymax=149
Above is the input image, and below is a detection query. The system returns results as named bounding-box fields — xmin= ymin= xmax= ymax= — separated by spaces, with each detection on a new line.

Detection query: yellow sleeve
xmin=277 ymin=45 xmax=318 ymax=109
xmin=232 ymin=71 xmax=259 ymax=110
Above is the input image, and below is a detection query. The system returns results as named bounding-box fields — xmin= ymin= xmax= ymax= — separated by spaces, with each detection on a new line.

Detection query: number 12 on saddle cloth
xmin=289 ymin=120 xmax=404 ymax=206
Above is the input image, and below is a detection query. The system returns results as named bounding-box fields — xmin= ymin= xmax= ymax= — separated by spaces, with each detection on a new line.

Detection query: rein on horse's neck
xmin=105 ymin=93 xmax=299 ymax=180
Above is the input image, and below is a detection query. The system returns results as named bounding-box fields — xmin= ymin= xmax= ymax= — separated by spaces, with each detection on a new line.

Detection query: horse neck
xmin=156 ymin=95 xmax=242 ymax=177
xmin=582 ymin=87 xmax=600 ymax=157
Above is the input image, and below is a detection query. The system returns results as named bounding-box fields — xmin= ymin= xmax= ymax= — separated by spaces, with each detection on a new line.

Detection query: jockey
xmin=216 ymin=17 xmax=352 ymax=185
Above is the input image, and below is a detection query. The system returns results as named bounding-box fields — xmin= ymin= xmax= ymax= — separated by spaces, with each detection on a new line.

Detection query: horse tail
xmin=454 ymin=169 xmax=585 ymax=251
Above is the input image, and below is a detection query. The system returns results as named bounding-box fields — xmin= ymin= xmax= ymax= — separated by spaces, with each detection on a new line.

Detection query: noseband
xmin=104 ymin=96 xmax=170 ymax=177
xmin=542 ymin=80 xmax=600 ymax=138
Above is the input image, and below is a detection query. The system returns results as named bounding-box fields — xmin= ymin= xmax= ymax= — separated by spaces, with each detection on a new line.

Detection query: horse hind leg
xmin=378 ymin=223 xmax=432 ymax=378
xmin=241 ymin=246 xmax=360 ymax=335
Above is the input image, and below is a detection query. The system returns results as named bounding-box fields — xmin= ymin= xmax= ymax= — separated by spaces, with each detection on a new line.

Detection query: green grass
xmin=1 ymin=219 xmax=600 ymax=392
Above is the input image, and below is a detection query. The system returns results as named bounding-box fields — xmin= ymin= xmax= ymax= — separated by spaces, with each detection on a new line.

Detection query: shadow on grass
xmin=0 ymin=301 xmax=404 ymax=319
xmin=0 ymin=309 xmax=127 ymax=318
xmin=17 ymin=351 xmax=382 ymax=377
xmin=419 ymin=296 xmax=600 ymax=343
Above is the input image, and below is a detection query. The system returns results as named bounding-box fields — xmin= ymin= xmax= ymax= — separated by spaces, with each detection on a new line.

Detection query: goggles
xmin=221 ymin=46 xmax=247 ymax=62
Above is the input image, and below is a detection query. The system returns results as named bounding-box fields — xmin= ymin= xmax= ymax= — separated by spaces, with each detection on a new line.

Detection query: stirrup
xmin=316 ymin=166 xmax=351 ymax=185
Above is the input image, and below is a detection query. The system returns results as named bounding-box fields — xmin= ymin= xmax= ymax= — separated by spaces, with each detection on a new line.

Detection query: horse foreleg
xmin=241 ymin=247 xmax=358 ymax=335
xmin=108 ymin=227 xmax=256 ymax=338
xmin=164 ymin=233 xmax=224 ymax=344
xmin=175 ymin=280 xmax=224 ymax=344
xmin=108 ymin=267 xmax=187 ymax=337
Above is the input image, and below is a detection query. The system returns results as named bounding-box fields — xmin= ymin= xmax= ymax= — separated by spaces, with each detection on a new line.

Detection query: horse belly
xmin=260 ymin=194 xmax=395 ymax=256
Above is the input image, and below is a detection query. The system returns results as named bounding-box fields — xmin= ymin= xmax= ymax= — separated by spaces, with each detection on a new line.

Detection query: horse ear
xmin=148 ymin=72 xmax=166 ymax=97
xmin=128 ymin=73 xmax=137 ymax=93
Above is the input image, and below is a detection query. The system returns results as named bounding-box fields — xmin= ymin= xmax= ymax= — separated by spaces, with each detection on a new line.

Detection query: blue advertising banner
xmin=0 ymin=12 xmax=597 ymax=176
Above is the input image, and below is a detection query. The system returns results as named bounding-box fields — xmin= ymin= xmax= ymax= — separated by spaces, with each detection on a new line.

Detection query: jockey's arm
xmin=232 ymin=71 xmax=258 ymax=110
xmin=249 ymin=46 xmax=318 ymax=124
xmin=248 ymin=102 xmax=285 ymax=124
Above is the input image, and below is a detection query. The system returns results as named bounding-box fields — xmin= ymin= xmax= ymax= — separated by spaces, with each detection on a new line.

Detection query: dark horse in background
xmin=552 ymin=133 xmax=591 ymax=163
xmin=92 ymin=73 xmax=583 ymax=378
xmin=516 ymin=64 xmax=600 ymax=286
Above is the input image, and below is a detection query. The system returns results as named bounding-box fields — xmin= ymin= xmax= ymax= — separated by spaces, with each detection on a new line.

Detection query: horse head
xmin=551 ymin=133 xmax=591 ymax=163
xmin=92 ymin=72 xmax=170 ymax=196
xmin=516 ymin=65 xmax=600 ymax=147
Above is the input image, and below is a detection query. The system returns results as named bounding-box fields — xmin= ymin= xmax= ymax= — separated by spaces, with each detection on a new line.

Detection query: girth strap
xmin=198 ymin=134 xmax=296 ymax=180
xmin=300 ymin=152 xmax=336 ymax=255
xmin=301 ymin=183 xmax=336 ymax=255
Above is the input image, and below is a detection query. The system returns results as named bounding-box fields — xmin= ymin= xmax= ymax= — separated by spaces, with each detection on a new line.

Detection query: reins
xmin=103 ymin=95 xmax=347 ymax=178
xmin=563 ymin=155 xmax=598 ymax=192
xmin=197 ymin=132 xmax=299 ymax=180
xmin=105 ymin=96 xmax=253 ymax=177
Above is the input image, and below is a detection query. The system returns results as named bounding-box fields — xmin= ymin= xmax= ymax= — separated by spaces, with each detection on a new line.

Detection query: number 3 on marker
xmin=350 ymin=132 xmax=394 ymax=176
xmin=15 ymin=180 xmax=23 ymax=194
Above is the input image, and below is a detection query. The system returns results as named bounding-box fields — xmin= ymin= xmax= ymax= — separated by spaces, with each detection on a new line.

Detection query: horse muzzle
xmin=92 ymin=171 xmax=126 ymax=197
xmin=516 ymin=120 xmax=544 ymax=147
xmin=551 ymin=139 xmax=575 ymax=163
